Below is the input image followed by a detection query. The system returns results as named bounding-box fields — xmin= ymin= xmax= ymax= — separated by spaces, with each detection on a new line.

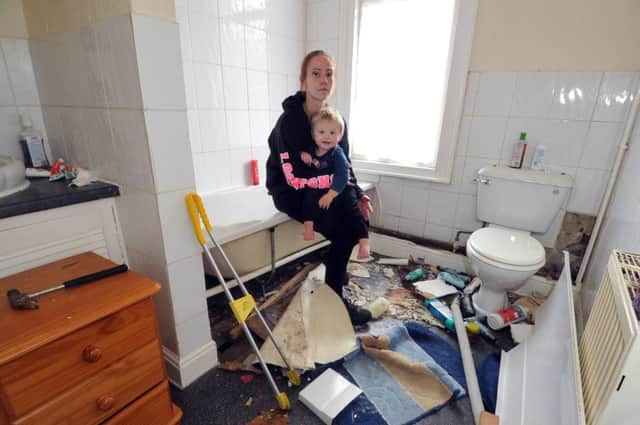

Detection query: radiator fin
xmin=579 ymin=250 xmax=639 ymax=425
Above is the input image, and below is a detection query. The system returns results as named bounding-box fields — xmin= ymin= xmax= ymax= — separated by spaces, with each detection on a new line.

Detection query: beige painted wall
xmin=22 ymin=0 xmax=175 ymax=38
xmin=471 ymin=0 xmax=640 ymax=71
xmin=0 ymin=0 xmax=28 ymax=38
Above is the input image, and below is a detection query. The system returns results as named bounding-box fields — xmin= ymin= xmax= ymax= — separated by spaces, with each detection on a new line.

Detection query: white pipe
xmin=576 ymin=81 xmax=640 ymax=288
xmin=451 ymin=297 xmax=484 ymax=425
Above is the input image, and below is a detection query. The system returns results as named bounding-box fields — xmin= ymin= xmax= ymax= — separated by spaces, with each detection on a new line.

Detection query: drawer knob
xmin=82 ymin=345 xmax=102 ymax=363
xmin=97 ymin=395 xmax=115 ymax=411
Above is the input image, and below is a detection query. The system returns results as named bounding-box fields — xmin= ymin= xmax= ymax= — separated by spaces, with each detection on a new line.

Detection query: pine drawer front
xmin=103 ymin=382 xmax=182 ymax=425
xmin=13 ymin=339 xmax=164 ymax=425
xmin=0 ymin=299 xmax=157 ymax=419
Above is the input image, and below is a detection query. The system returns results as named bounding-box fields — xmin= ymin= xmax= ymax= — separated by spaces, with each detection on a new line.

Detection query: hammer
xmin=7 ymin=264 xmax=128 ymax=310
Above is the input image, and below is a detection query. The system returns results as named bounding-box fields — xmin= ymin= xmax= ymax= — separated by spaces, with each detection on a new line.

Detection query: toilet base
xmin=473 ymin=286 xmax=509 ymax=318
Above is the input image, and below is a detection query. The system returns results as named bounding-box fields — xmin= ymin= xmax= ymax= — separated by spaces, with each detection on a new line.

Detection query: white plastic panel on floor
xmin=496 ymin=251 xmax=586 ymax=424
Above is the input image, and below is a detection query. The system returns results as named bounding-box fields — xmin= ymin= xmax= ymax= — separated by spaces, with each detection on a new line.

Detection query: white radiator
xmin=579 ymin=250 xmax=640 ymax=425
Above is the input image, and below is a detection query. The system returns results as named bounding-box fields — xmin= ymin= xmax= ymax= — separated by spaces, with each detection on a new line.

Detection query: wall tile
xmin=249 ymin=110 xmax=270 ymax=147
xmin=579 ymin=122 xmax=623 ymax=171
xmin=166 ymin=254 xmax=208 ymax=324
xmin=1 ymin=38 xmax=39 ymax=105
xmin=83 ymin=108 xmax=119 ymax=182
xmin=474 ymin=72 xmax=516 ymax=116
xmin=540 ymin=120 xmax=589 ymax=168
xmin=117 ymin=188 xmax=165 ymax=261
xmin=426 ymin=190 xmax=457 ymax=227
xmin=0 ymin=47 xmax=14 ymax=105
xmin=456 ymin=116 xmax=471 ymax=156
xmin=199 ymin=109 xmax=228 ymax=151
xmin=64 ymin=27 xmax=106 ymax=108
xmin=380 ymin=213 xmax=399 ymax=232
xmin=511 ymin=72 xmax=554 ymax=118
xmin=157 ymin=188 xmax=202 ymax=263
xmin=247 ymin=69 xmax=269 ymax=110
xmin=222 ymin=66 xmax=248 ymax=109
xmin=59 ymin=107 xmax=92 ymax=168
xmin=187 ymin=109 xmax=202 ymax=153
xmin=189 ymin=0 xmax=218 ymax=16
xmin=133 ymin=15 xmax=186 ymax=109
xmin=245 ymin=26 xmax=267 ymax=71
xmin=42 ymin=107 xmax=67 ymax=160
xmin=268 ymin=72 xmax=287 ymax=112
xmin=182 ymin=60 xmax=197 ymax=109
xmin=189 ymin=14 xmax=220 ymax=64
xmin=0 ymin=106 xmax=21 ymax=158
xmin=593 ymin=72 xmax=639 ymax=122
xmin=400 ymin=186 xmax=429 ymax=221
xmin=454 ymin=194 xmax=482 ymax=231
xmin=230 ymin=147 xmax=252 ymax=186
xmin=567 ymin=168 xmax=609 ymax=215
xmin=424 ymin=223 xmax=453 ymax=243
xmin=378 ymin=180 xmax=403 ymax=216
xmin=219 ymin=0 xmax=244 ymax=19
xmin=175 ymin=310 xmax=213 ymax=355
xmin=399 ymin=217 xmax=425 ymax=237
xmin=226 ymin=110 xmax=251 ymax=148
xmin=95 ymin=17 xmax=142 ymax=109
xmin=194 ymin=62 xmax=225 ymax=109
xmin=548 ymin=72 xmax=601 ymax=120
xmin=109 ymin=109 xmax=154 ymax=192
xmin=175 ymin=3 xmax=192 ymax=60
xmin=145 ymin=110 xmax=195 ymax=192
xmin=463 ymin=72 xmax=479 ymax=116
xmin=467 ymin=116 xmax=507 ymax=159
xmin=220 ymin=21 xmax=246 ymax=68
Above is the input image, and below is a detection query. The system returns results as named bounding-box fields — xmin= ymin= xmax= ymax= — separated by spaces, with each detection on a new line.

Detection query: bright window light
xmin=351 ymin=0 xmax=456 ymax=168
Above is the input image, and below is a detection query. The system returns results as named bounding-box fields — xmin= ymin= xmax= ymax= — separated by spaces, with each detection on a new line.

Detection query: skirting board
xmin=370 ymin=231 xmax=558 ymax=298
xmin=163 ymin=341 xmax=219 ymax=389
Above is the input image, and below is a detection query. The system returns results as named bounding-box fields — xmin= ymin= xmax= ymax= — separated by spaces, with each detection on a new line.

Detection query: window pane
xmin=351 ymin=0 xmax=455 ymax=167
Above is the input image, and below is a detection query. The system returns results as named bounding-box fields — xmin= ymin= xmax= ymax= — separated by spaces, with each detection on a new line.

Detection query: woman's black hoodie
xmin=266 ymin=91 xmax=362 ymax=197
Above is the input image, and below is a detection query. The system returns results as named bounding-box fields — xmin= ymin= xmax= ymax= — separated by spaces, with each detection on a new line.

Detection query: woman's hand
xmin=358 ymin=195 xmax=373 ymax=221
xmin=318 ymin=190 xmax=339 ymax=209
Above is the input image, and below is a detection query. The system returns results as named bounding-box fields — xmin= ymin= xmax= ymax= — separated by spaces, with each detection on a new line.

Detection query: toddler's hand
xmin=300 ymin=152 xmax=313 ymax=165
xmin=318 ymin=190 xmax=338 ymax=209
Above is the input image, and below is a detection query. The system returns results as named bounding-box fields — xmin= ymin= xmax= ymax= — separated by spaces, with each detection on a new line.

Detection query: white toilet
xmin=467 ymin=166 xmax=573 ymax=317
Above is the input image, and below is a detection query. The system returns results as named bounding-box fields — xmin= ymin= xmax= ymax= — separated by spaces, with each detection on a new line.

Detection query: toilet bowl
xmin=467 ymin=227 xmax=546 ymax=317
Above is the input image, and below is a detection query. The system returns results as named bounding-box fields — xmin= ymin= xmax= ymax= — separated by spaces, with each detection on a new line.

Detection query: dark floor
xmin=170 ymin=250 xmax=512 ymax=425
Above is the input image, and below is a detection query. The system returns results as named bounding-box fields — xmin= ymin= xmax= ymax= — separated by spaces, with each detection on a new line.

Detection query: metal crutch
xmin=185 ymin=192 xmax=301 ymax=410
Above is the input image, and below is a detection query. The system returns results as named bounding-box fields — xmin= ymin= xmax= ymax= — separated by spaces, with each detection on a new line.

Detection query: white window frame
xmin=340 ymin=0 xmax=478 ymax=183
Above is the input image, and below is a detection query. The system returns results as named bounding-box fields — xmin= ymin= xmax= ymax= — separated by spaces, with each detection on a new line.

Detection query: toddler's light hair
xmin=311 ymin=107 xmax=344 ymax=135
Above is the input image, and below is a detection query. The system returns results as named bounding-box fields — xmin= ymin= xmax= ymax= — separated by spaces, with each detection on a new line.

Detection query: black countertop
xmin=0 ymin=178 xmax=120 ymax=219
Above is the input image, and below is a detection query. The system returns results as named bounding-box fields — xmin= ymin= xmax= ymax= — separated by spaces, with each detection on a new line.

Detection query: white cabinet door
xmin=0 ymin=198 xmax=127 ymax=278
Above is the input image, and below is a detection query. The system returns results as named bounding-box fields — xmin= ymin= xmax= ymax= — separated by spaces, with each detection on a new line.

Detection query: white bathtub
xmin=199 ymin=185 xmax=325 ymax=285
xmin=199 ymin=183 xmax=375 ymax=293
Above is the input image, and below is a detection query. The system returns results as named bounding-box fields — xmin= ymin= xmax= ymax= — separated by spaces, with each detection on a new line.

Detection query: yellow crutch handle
xmin=192 ymin=192 xmax=213 ymax=232
xmin=186 ymin=192 xmax=209 ymax=245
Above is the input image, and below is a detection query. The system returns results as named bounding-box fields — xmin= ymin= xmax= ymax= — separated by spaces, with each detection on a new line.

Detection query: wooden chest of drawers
xmin=0 ymin=253 xmax=182 ymax=425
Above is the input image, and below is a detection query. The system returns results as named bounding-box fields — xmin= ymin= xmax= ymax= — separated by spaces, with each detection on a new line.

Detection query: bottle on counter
xmin=509 ymin=132 xmax=528 ymax=169
xmin=530 ymin=144 xmax=546 ymax=171
xmin=18 ymin=113 xmax=49 ymax=168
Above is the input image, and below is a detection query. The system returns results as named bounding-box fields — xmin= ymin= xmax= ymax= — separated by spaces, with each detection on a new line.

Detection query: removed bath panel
xmin=259 ymin=265 xmax=358 ymax=370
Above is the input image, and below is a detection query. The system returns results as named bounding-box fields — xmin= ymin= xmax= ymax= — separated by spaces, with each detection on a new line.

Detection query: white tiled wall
xmin=176 ymin=0 xmax=306 ymax=195
xmin=372 ymin=71 xmax=638 ymax=247
xmin=30 ymin=13 xmax=216 ymax=386
xmin=0 ymin=37 xmax=49 ymax=161
xmin=582 ymin=119 xmax=640 ymax=320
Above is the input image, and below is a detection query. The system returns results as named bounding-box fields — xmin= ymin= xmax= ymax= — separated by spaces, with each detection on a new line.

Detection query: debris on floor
xmin=247 ymin=409 xmax=289 ymax=425
xmin=347 ymin=262 xmax=370 ymax=278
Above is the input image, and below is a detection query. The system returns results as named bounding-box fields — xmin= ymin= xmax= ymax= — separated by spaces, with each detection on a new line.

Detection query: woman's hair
xmin=311 ymin=107 xmax=344 ymax=134
xmin=299 ymin=50 xmax=336 ymax=89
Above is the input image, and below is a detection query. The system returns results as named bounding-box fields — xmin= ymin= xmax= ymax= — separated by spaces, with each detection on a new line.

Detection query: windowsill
xmin=353 ymin=161 xmax=452 ymax=184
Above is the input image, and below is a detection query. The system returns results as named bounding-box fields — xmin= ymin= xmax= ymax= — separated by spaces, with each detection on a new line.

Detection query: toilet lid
xmin=468 ymin=228 xmax=545 ymax=267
